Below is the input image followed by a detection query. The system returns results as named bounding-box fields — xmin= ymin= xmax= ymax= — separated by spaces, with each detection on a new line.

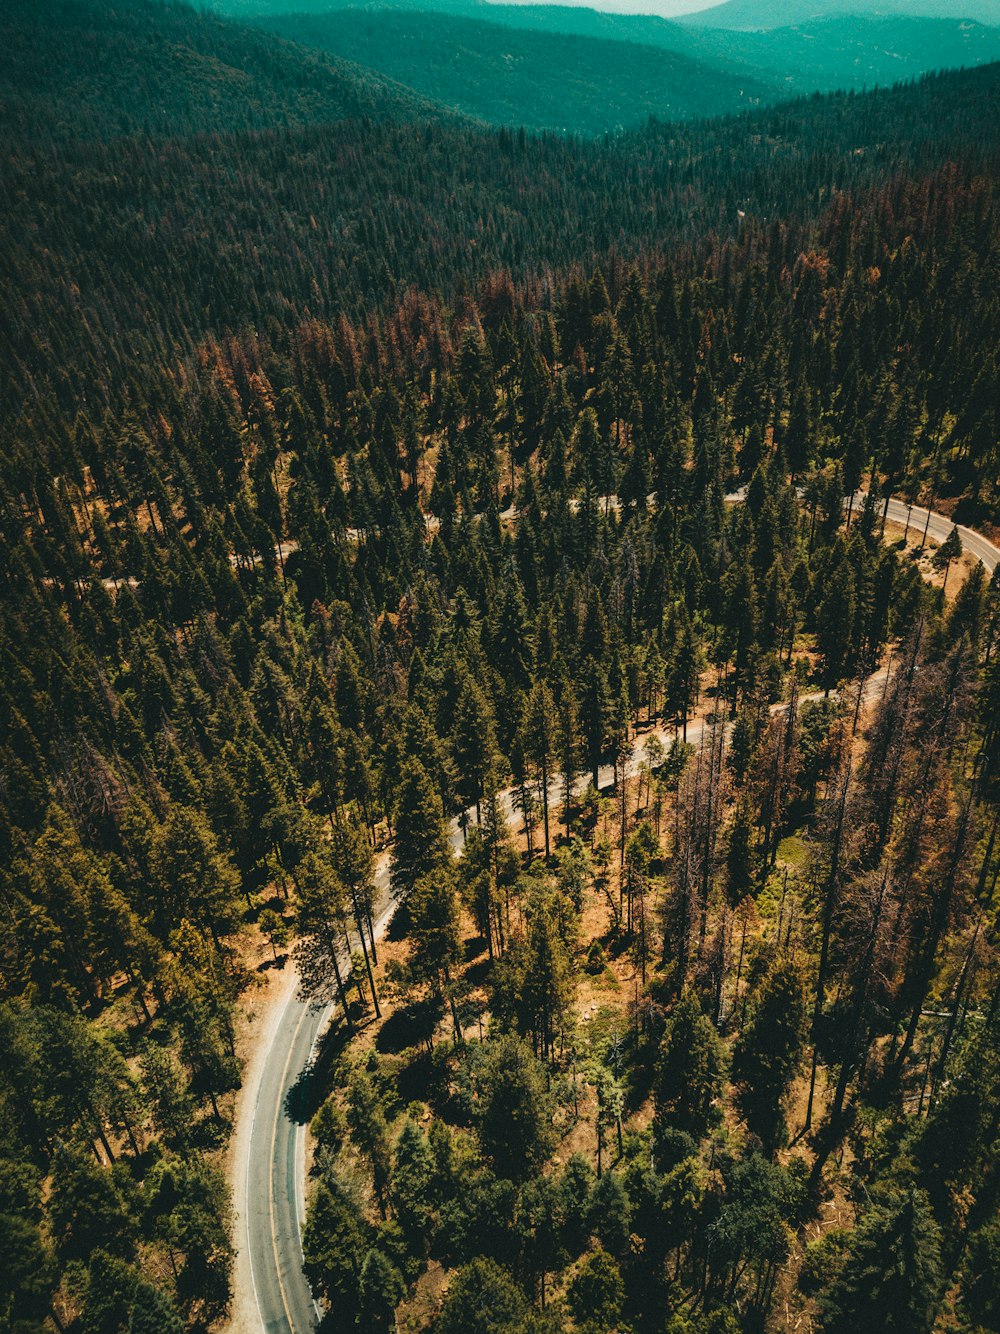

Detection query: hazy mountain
xmin=243 ymin=0 xmax=1000 ymax=125
xmin=252 ymin=6 xmax=776 ymax=133
xmin=1 ymin=0 xmax=442 ymax=142
xmin=420 ymin=2 xmax=1000 ymax=90
xmin=682 ymin=0 xmax=1000 ymax=29
xmin=688 ymin=14 xmax=1000 ymax=90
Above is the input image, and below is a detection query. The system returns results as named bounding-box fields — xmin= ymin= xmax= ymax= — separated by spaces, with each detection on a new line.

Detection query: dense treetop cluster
xmin=1 ymin=2 xmax=999 ymax=1330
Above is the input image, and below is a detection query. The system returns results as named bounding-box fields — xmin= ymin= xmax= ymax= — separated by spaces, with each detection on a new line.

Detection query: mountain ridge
xmin=681 ymin=0 xmax=1000 ymax=29
xmin=0 ymin=0 xmax=448 ymax=143
xmin=251 ymin=6 xmax=777 ymax=133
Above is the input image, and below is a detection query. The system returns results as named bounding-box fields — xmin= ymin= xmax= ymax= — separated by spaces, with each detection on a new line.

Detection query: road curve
xmin=232 ymin=495 xmax=998 ymax=1334
xmin=875 ymin=496 xmax=998 ymax=574
xmin=234 ymin=830 xmax=467 ymax=1333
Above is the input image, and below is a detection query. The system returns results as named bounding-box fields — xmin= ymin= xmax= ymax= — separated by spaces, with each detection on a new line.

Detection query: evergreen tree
xmin=568 ymin=1249 xmax=624 ymax=1332
xmin=653 ymin=996 xmax=727 ymax=1149
xmin=303 ymin=1170 xmax=370 ymax=1321
xmin=295 ymin=848 xmax=354 ymax=1027
xmin=732 ymin=958 xmax=807 ymax=1153
xmin=391 ymin=759 xmax=451 ymax=901
xmin=816 ymin=1191 xmax=944 ymax=1334
xmin=476 ymin=1035 xmax=555 ymax=1182
xmin=435 ymin=1257 xmax=527 ymax=1334
xmin=358 ymin=1248 xmax=406 ymax=1333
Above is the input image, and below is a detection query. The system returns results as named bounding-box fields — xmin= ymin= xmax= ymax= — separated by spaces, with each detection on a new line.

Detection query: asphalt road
xmin=244 ymin=988 xmax=325 ymax=1334
xmin=232 ymin=495 xmax=999 ymax=1334
xmin=877 ymin=496 xmax=998 ymax=574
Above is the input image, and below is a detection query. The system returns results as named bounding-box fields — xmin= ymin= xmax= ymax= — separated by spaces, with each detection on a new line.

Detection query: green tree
xmin=49 ymin=1146 xmax=135 ymax=1264
xmin=568 ymin=1248 xmax=624 ymax=1332
xmin=295 ymin=848 xmax=354 ymax=1028
xmin=129 ymin=1280 xmax=185 ymax=1333
xmin=731 ymin=958 xmax=807 ymax=1153
xmin=140 ymin=1043 xmax=194 ymax=1147
xmin=358 ymin=1248 xmax=406 ymax=1333
xmin=653 ymin=996 xmax=727 ymax=1149
xmin=258 ymin=907 xmax=289 ymax=959
xmin=81 ymin=1250 xmax=138 ymax=1334
xmin=477 ymin=1035 xmax=555 ymax=1182
xmin=346 ymin=1067 xmax=392 ymax=1217
xmin=435 ymin=1257 xmax=527 ymax=1334
xmin=392 ymin=1117 xmax=435 ymax=1251
xmin=391 ymin=759 xmax=452 ymax=901
xmin=409 ymin=868 xmax=463 ymax=1038
xmin=452 ymin=671 xmax=500 ymax=822
xmin=816 ymin=1190 xmax=944 ymax=1334
xmin=150 ymin=805 xmax=241 ymax=943
xmin=590 ymin=1169 xmax=631 ymax=1257
xmin=815 ymin=557 xmax=856 ymax=691
xmin=960 ymin=1219 xmax=1000 ymax=1332
xmin=302 ymin=1169 xmax=370 ymax=1321
xmin=707 ymin=1154 xmax=790 ymax=1310
xmin=524 ymin=679 xmax=556 ymax=860
xmin=0 ymin=1159 xmax=54 ymax=1332
xmin=932 ymin=525 xmax=962 ymax=596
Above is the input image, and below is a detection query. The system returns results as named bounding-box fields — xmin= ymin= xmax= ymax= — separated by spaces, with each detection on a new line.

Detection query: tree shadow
xmin=463 ymin=933 xmax=488 ymax=964
xmin=187 ymin=1112 xmax=230 ymax=1151
xmin=386 ymin=898 xmax=411 ymax=943
xmin=393 ymin=1045 xmax=439 ymax=1107
xmin=376 ymin=997 xmax=440 ymax=1056
xmin=462 ymin=956 xmax=492 ymax=992
xmin=284 ymin=1011 xmax=355 ymax=1125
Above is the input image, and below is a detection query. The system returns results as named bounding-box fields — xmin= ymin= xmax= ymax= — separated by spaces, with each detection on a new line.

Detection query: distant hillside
xmin=452 ymin=3 xmax=1000 ymax=92
xmin=215 ymin=0 xmax=717 ymax=14
xmin=251 ymin=7 xmax=776 ymax=133
xmin=0 ymin=0 xmax=442 ymax=143
xmin=682 ymin=0 xmax=1000 ymax=29
xmin=5 ymin=60 xmax=999 ymax=418
xmin=241 ymin=1 xmax=1000 ymax=109
xmin=688 ymin=13 xmax=1000 ymax=91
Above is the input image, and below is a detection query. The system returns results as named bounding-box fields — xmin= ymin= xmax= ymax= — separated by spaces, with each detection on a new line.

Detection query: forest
xmin=1 ymin=1 xmax=999 ymax=1332
xmin=248 ymin=2 xmax=1000 ymax=128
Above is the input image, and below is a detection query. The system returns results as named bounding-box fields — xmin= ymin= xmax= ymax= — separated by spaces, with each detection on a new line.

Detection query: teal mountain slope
xmin=243 ymin=0 xmax=1000 ymax=119
xmin=251 ymin=6 xmax=777 ymax=133
xmin=681 ymin=0 xmax=1000 ymax=29
xmin=0 ymin=0 xmax=444 ymax=142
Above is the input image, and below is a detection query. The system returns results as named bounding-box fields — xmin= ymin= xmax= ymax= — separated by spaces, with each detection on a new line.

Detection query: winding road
xmin=230 ymin=494 xmax=998 ymax=1334
xmin=877 ymin=495 xmax=998 ymax=574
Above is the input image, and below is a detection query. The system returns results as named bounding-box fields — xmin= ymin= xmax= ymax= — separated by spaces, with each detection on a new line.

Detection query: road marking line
xmin=245 ymin=976 xmax=300 ymax=1333
xmin=269 ymin=998 xmax=312 ymax=1332
xmin=296 ymin=1001 xmax=333 ymax=1324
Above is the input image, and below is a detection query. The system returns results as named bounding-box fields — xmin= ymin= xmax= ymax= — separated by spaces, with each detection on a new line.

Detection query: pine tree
xmin=294 ymin=848 xmax=354 ymax=1028
xmin=477 ymin=1035 xmax=555 ymax=1182
xmin=816 ymin=1191 xmax=944 ymax=1334
xmin=346 ymin=1068 xmax=392 ymax=1217
xmin=932 ymin=525 xmax=962 ymax=596
xmin=358 ymin=1249 xmax=406 ymax=1333
xmin=815 ymin=556 xmax=857 ymax=692
xmin=732 ymin=959 xmax=807 ymax=1153
xmin=391 ymin=758 xmax=451 ymax=901
xmin=653 ymin=996 xmax=727 ymax=1149
xmin=436 ymin=1257 xmax=527 ymax=1334
xmin=409 ymin=868 xmax=462 ymax=1038
xmin=524 ymin=679 xmax=556 ymax=859
xmin=129 ymin=1280 xmax=185 ymax=1333
xmin=568 ymin=1249 xmax=624 ymax=1332
xmin=392 ymin=1117 xmax=435 ymax=1251
xmin=302 ymin=1169 xmax=369 ymax=1321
